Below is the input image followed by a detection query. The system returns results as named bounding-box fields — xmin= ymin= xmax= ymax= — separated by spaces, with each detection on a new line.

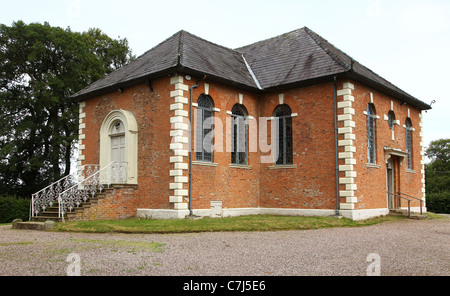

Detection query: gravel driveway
xmin=0 ymin=218 xmax=448 ymax=276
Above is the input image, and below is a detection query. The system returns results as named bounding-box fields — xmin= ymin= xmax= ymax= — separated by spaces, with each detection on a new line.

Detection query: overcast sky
xmin=2 ymin=0 xmax=449 ymax=148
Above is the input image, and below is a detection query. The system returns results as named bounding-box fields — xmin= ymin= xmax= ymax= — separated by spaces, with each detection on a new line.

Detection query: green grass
xmin=51 ymin=214 xmax=411 ymax=234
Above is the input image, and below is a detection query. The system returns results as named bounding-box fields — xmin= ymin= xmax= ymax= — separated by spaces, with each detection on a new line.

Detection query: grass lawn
xmin=50 ymin=214 xmax=421 ymax=234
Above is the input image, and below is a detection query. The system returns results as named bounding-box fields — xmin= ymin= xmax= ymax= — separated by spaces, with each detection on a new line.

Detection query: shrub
xmin=0 ymin=196 xmax=31 ymax=223
xmin=426 ymin=192 xmax=450 ymax=214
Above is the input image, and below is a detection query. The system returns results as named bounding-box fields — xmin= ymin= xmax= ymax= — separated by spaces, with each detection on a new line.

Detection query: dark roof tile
xmin=72 ymin=27 xmax=431 ymax=110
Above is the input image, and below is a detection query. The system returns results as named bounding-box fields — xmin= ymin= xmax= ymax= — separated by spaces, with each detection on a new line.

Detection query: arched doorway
xmin=99 ymin=110 xmax=138 ymax=184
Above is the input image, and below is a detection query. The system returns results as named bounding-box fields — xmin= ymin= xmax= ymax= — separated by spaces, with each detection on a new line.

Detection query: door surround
xmin=99 ymin=109 xmax=138 ymax=184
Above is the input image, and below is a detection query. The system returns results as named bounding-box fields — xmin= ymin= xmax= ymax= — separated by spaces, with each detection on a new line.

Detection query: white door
xmin=111 ymin=135 xmax=126 ymax=162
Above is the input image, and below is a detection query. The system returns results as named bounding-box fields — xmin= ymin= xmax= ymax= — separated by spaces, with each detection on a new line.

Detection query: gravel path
xmin=0 ymin=218 xmax=448 ymax=276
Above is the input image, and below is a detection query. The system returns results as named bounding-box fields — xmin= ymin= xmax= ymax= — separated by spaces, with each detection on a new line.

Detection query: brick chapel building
xmin=71 ymin=27 xmax=431 ymax=220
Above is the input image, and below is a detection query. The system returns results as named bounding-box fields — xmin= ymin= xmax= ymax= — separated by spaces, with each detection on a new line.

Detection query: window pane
xmin=285 ymin=117 xmax=293 ymax=164
xmin=273 ymin=104 xmax=293 ymax=165
xmin=203 ymin=109 xmax=213 ymax=162
xmin=196 ymin=95 xmax=214 ymax=162
xmin=366 ymin=104 xmax=376 ymax=164
xmin=231 ymin=104 xmax=248 ymax=165
xmin=196 ymin=108 xmax=204 ymax=160
xmin=276 ymin=117 xmax=285 ymax=165
xmin=406 ymin=118 xmax=412 ymax=169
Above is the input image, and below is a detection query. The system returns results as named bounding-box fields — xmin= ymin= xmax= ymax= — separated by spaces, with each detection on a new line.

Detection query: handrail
xmin=30 ymin=164 xmax=100 ymax=217
xmin=387 ymin=191 xmax=424 ymax=217
xmin=398 ymin=191 xmax=424 ymax=215
xmin=58 ymin=161 xmax=127 ymax=221
xmin=387 ymin=191 xmax=412 ymax=218
xmin=31 ymin=171 xmax=76 ymax=216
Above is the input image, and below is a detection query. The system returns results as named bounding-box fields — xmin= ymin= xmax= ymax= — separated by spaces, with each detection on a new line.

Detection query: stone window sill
xmin=229 ymin=164 xmax=252 ymax=169
xmin=365 ymin=163 xmax=381 ymax=169
xmin=192 ymin=161 xmax=218 ymax=167
xmin=268 ymin=164 xmax=297 ymax=169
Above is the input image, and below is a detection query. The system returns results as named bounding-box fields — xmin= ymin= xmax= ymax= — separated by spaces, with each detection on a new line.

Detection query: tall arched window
xmin=274 ymin=104 xmax=293 ymax=165
xmin=231 ymin=104 xmax=248 ymax=165
xmin=405 ymin=118 xmax=413 ymax=170
xmin=196 ymin=94 xmax=214 ymax=162
xmin=366 ymin=103 xmax=377 ymax=164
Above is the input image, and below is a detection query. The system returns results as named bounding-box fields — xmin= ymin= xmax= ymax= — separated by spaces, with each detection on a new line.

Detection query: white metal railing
xmin=58 ymin=161 xmax=127 ymax=221
xmin=31 ymin=164 xmax=100 ymax=218
xmin=31 ymin=162 xmax=127 ymax=221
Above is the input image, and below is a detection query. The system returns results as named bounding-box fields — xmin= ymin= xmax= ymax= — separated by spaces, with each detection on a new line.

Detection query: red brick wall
xmin=189 ymin=80 xmax=261 ymax=209
xmin=80 ymin=75 xmax=425 ymax=218
xmin=351 ymin=80 xmax=424 ymax=209
xmin=81 ymin=77 xmax=173 ymax=212
xmin=70 ymin=185 xmax=138 ymax=221
xmin=259 ymin=82 xmax=338 ymax=209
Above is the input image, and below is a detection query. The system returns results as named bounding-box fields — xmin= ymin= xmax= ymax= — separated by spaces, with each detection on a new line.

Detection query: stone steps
xmin=389 ymin=209 xmax=427 ymax=220
xmin=27 ymin=185 xmax=124 ymax=225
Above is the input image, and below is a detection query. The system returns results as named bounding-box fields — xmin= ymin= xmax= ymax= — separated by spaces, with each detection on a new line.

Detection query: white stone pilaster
xmin=337 ymin=82 xmax=357 ymax=210
xmin=419 ymin=113 xmax=426 ymax=203
xmin=169 ymin=76 xmax=190 ymax=210
xmin=78 ymin=101 xmax=86 ymax=182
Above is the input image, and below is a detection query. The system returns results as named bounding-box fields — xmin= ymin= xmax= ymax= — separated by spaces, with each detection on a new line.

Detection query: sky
xmin=1 ymin=0 xmax=449 ymax=148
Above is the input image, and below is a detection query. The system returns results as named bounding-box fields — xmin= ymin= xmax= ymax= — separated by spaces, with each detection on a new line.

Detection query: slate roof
xmin=72 ymin=27 xmax=431 ymax=110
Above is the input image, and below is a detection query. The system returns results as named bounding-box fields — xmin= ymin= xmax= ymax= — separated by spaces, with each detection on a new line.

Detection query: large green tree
xmin=425 ymin=138 xmax=450 ymax=213
xmin=0 ymin=21 xmax=134 ymax=197
xmin=425 ymin=138 xmax=450 ymax=193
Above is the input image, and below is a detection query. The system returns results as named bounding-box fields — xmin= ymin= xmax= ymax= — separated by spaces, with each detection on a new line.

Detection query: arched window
xmin=231 ymin=104 xmax=248 ymax=165
xmin=405 ymin=118 xmax=413 ymax=169
xmin=196 ymin=94 xmax=214 ymax=162
xmin=274 ymin=104 xmax=293 ymax=165
xmin=366 ymin=103 xmax=377 ymax=164
xmin=388 ymin=110 xmax=395 ymax=130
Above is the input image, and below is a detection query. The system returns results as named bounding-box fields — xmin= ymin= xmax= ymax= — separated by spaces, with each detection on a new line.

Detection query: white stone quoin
xmin=337 ymin=82 xmax=357 ymax=211
xmin=169 ymin=75 xmax=190 ymax=211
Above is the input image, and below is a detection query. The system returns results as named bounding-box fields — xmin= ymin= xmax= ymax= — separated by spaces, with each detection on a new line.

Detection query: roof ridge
xmin=235 ymin=27 xmax=307 ymax=51
xmin=132 ymin=30 xmax=182 ymax=60
xmin=304 ymin=27 xmax=352 ymax=71
xmin=180 ymin=30 xmax=242 ymax=56
xmin=177 ymin=30 xmax=184 ymax=65
xmin=241 ymin=54 xmax=262 ymax=90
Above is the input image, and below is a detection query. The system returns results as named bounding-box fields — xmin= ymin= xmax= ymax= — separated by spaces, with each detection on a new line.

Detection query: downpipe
xmin=188 ymin=75 xmax=206 ymax=217
xmin=333 ymin=76 xmax=340 ymax=216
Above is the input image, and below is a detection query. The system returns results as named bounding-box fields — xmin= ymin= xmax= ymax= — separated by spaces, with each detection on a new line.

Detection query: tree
xmin=425 ymin=138 xmax=450 ymax=213
xmin=425 ymin=138 xmax=450 ymax=193
xmin=0 ymin=21 xmax=134 ymax=197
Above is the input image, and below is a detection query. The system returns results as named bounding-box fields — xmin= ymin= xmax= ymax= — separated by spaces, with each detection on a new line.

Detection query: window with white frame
xmin=231 ymin=103 xmax=248 ymax=165
xmin=274 ymin=104 xmax=293 ymax=165
xmin=405 ymin=118 xmax=413 ymax=170
xmin=196 ymin=94 xmax=214 ymax=162
xmin=366 ymin=103 xmax=377 ymax=164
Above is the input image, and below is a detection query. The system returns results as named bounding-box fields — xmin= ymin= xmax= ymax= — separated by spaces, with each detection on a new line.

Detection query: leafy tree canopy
xmin=0 ymin=20 xmax=134 ymax=197
xmin=425 ymin=138 xmax=450 ymax=194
